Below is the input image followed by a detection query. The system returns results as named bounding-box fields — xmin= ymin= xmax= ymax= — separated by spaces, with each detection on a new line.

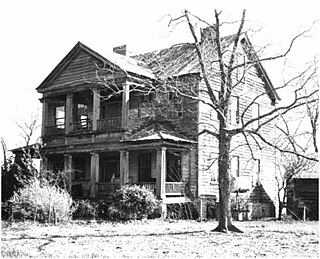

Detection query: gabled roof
xmin=37 ymin=42 xmax=155 ymax=91
xmin=124 ymin=123 xmax=196 ymax=144
xmin=37 ymin=33 xmax=279 ymax=103
xmin=132 ymin=35 xmax=236 ymax=78
xmin=133 ymin=34 xmax=280 ymax=103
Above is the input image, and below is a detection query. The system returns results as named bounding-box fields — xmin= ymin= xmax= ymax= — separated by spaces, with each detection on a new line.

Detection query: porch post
xmin=63 ymin=154 xmax=72 ymax=193
xmin=121 ymin=82 xmax=130 ymax=129
xmin=92 ymin=89 xmax=100 ymax=131
xmin=41 ymin=156 xmax=48 ymax=173
xmin=120 ymin=151 xmax=129 ymax=185
xmin=65 ymin=93 xmax=73 ymax=134
xmin=156 ymin=147 xmax=167 ymax=199
xmin=40 ymin=98 xmax=48 ymax=137
xmin=90 ymin=152 xmax=99 ymax=197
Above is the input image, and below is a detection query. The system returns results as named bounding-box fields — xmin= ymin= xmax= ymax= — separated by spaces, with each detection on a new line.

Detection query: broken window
xmin=55 ymin=105 xmax=65 ymax=129
xmin=168 ymin=92 xmax=183 ymax=117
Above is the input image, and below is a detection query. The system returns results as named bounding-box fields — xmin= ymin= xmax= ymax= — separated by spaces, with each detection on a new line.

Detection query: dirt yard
xmin=1 ymin=219 xmax=319 ymax=258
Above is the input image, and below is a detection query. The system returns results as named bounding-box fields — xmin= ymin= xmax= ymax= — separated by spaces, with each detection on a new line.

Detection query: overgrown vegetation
xmin=9 ymin=177 xmax=74 ymax=223
xmin=166 ymin=202 xmax=199 ymax=220
xmin=72 ymin=200 xmax=98 ymax=220
xmin=108 ymin=184 xmax=160 ymax=220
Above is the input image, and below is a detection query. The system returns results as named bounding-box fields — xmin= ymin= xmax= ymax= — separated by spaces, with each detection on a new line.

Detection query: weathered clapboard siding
xmin=49 ymin=50 xmax=102 ymax=90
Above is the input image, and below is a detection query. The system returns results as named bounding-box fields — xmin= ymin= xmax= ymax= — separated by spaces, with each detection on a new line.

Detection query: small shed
xmin=287 ymin=164 xmax=319 ymax=220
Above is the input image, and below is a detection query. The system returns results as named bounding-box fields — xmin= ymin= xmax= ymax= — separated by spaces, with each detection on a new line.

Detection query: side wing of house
xmin=197 ymin=36 xmax=279 ymax=218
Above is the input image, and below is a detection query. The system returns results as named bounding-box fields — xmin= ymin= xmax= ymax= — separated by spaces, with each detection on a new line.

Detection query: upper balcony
xmin=42 ymin=90 xmax=126 ymax=138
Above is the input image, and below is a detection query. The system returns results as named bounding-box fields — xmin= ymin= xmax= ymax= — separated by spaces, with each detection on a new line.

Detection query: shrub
xmin=108 ymin=184 xmax=159 ymax=220
xmin=167 ymin=202 xmax=199 ymax=220
xmin=9 ymin=177 xmax=74 ymax=223
xmin=72 ymin=200 xmax=98 ymax=220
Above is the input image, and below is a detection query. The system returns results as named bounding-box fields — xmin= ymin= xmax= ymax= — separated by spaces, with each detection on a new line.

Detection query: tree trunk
xmin=213 ymin=128 xmax=242 ymax=233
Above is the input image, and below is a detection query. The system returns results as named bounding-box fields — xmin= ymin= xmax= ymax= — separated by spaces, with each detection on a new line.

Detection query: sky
xmin=0 ymin=0 xmax=319 ymax=155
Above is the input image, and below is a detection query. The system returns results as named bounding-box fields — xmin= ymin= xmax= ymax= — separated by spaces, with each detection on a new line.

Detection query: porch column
xmin=156 ymin=147 xmax=167 ymax=199
xmin=90 ymin=152 xmax=99 ymax=197
xmin=65 ymin=93 xmax=73 ymax=134
xmin=120 ymin=151 xmax=129 ymax=185
xmin=92 ymin=89 xmax=100 ymax=131
xmin=63 ymin=154 xmax=72 ymax=193
xmin=40 ymin=98 xmax=48 ymax=137
xmin=121 ymin=82 xmax=130 ymax=129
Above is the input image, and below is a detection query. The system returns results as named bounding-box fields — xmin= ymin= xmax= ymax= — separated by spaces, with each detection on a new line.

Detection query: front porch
xmin=44 ymin=148 xmax=191 ymax=201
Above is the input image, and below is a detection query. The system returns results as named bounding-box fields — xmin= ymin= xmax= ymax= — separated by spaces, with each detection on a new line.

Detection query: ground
xmin=1 ymin=219 xmax=319 ymax=258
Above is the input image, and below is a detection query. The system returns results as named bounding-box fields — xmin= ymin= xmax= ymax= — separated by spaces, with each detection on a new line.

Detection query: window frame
xmin=231 ymin=156 xmax=240 ymax=178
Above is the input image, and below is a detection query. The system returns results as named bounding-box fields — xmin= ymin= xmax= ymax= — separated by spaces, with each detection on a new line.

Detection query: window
xmin=138 ymin=153 xmax=153 ymax=182
xmin=77 ymin=103 xmax=88 ymax=122
xmin=252 ymin=159 xmax=261 ymax=186
xmin=55 ymin=105 xmax=65 ymax=129
xmin=251 ymin=103 xmax=260 ymax=128
xmin=101 ymin=102 xmax=121 ymax=119
xmin=231 ymin=156 xmax=240 ymax=177
xmin=211 ymin=160 xmax=218 ymax=182
xmin=168 ymin=93 xmax=183 ymax=117
xmin=166 ymin=151 xmax=182 ymax=182
xmin=230 ymin=95 xmax=240 ymax=124
xmin=237 ymin=55 xmax=246 ymax=84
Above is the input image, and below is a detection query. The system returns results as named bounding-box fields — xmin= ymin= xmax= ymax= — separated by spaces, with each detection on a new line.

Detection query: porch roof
xmin=123 ymin=123 xmax=196 ymax=144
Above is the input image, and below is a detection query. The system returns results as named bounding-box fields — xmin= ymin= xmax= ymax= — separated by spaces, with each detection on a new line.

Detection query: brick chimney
xmin=113 ymin=45 xmax=126 ymax=56
xmin=200 ymin=27 xmax=216 ymax=43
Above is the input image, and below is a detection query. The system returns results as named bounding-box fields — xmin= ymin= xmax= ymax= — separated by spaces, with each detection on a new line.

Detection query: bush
xmin=167 ymin=202 xmax=199 ymax=220
xmin=9 ymin=177 xmax=74 ymax=223
xmin=72 ymin=200 xmax=98 ymax=220
xmin=108 ymin=184 xmax=159 ymax=220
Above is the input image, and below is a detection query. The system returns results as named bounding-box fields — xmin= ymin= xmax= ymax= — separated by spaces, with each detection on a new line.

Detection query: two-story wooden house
xmin=37 ymin=28 xmax=280 ymax=218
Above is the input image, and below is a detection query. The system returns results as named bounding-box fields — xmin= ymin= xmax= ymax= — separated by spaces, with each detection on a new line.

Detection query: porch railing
xmin=44 ymin=125 xmax=65 ymax=135
xmin=70 ymin=119 xmax=93 ymax=132
xmin=165 ymin=182 xmax=185 ymax=196
xmin=137 ymin=182 xmax=157 ymax=193
xmin=97 ymin=117 xmax=122 ymax=131
xmin=95 ymin=182 xmax=120 ymax=197
xmin=95 ymin=182 xmax=184 ymax=197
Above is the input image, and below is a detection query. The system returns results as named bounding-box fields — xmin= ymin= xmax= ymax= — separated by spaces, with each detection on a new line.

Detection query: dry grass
xmin=1 ymin=219 xmax=319 ymax=258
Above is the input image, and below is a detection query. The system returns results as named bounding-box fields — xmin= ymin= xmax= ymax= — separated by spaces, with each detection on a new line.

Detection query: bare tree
xmin=15 ymin=112 xmax=40 ymax=146
xmin=96 ymin=10 xmax=318 ymax=232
